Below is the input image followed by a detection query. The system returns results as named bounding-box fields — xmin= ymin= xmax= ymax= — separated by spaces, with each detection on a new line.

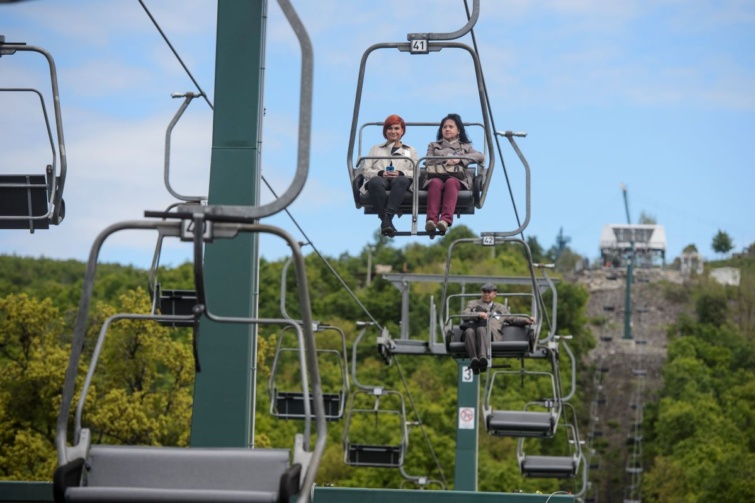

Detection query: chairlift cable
xmin=462 ymin=0 xmax=553 ymax=334
xmin=462 ymin=0 xmax=521 ymax=238
xmin=392 ymin=354 xmax=449 ymax=487
xmin=138 ymin=0 xmax=214 ymax=110
xmin=261 ymin=176 xmax=383 ymax=329
xmin=138 ymin=0 xmax=383 ymax=328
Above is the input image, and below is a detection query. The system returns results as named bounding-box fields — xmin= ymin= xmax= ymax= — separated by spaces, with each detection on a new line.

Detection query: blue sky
xmin=2 ymin=0 xmax=753 ymax=269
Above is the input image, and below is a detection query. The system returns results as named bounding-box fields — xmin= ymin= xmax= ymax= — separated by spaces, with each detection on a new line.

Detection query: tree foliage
xmin=712 ymin=229 xmax=734 ymax=257
xmin=0 ymin=233 xmax=635 ymax=494
xmin=642 ymin=267 xmax=755 ymax=502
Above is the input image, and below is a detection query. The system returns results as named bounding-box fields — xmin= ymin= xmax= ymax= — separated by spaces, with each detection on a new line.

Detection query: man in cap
xmin=460 ymin=282 xmax=509 ymax=373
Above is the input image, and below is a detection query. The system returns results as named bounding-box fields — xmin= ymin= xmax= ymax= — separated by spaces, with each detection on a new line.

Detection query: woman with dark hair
xmin=423 ymin=113 xmax=484 ymax=234
xmin=359 ymin=114 xmax=418 ymax=237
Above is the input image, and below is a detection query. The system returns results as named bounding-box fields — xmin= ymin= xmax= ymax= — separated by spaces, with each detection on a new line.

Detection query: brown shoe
xmin=436 ymin=220 xmax=449 ymax=233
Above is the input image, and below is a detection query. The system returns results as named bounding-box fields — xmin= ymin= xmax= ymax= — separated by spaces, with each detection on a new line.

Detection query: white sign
xmin=462 ymin=365 xmax=474 ymax=383
xmin=458 ymin=407 xmax=475 ymax=429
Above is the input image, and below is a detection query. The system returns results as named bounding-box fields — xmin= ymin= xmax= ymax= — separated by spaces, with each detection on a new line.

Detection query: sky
xmin=2 ymin=0 xmax=754 ymax=270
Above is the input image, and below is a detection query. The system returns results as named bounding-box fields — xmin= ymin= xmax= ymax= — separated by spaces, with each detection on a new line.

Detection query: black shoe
xmin=479 ymin=356 xmax=488 ymax=371
xmin=469 ymin=357 xmax=479 ymax=371
xmin=380 ymin=212 xmax=397 ymax=237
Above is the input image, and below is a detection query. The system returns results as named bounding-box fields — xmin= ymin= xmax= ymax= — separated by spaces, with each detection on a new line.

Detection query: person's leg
xmin=385 ymin=176 xmax=412 ymax=214
xmin=478 ymin=326 xmax=490 ymax=372
xmin=365 ymin=176 xmax=388 ymax=218
xmin=365 ymin=177 xmax=397 ymax=236
xmin=439 ymin=177 xmax=462 ymax=226
xmin=425 ymin=178 xmax=443 ymax=230
xmin=463 ymin=328 xmax=479 ymax=371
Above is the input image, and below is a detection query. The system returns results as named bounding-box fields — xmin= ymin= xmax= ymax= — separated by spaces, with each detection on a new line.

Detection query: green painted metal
xmin=454 ymin=359 xmax=479 ymax=491
xmin=312 ymin=486 xmax=574 ymax=502
xmin=190 ymin=0 xmax=266 ymax=447
xmin=0 ymin=482 xmax=52 ymax=502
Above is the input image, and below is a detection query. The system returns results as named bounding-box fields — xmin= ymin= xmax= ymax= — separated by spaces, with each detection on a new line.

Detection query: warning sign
xmin=458 ymin=407 xmax=475 ymax=429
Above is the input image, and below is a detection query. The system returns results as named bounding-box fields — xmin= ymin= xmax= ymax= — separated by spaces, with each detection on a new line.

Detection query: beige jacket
xmin=359 ymin=141 xmax=419 ymax=194
xmin=423 ymin=139 xmax=484 ymax=190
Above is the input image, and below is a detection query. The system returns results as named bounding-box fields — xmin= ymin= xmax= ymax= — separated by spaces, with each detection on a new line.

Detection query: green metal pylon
xmin=190 ymin=0 xmax=266 ymax=447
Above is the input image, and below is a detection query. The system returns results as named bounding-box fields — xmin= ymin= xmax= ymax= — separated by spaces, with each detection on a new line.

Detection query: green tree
xmin=85 ymin=289 xmax=194 ymax=447
xmin=712 ymin=229 xmax=734 ymax=258
xmin=0 ymin=294 xmax=69 ymax=480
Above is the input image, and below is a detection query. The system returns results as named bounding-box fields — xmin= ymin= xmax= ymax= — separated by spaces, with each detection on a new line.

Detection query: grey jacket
xmin=423 ymin=139 xmax=484 ymax=190
xmin=462 ymin=299 xmax=510 ymax=339
xmin=359 ymin=141 xmax=419 ymax=194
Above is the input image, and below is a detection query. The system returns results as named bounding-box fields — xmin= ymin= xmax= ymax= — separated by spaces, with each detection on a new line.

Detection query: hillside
xmin=574 ymin=267 xmax=693 ymax=502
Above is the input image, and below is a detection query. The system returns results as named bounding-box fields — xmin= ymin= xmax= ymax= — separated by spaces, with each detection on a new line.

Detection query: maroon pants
xmin=426 ymin=176 xmax=461 ymax=225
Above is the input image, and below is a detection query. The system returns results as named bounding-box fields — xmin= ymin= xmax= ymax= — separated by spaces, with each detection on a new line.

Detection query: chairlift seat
xmin=486 ymin=410 xmax=555 ymax=437
xmin=55 ymin=445 xmax=300 ymax=503
xmin=0 ymin=174 xmax=52 ymax=230
xmin=492 ymin=325 xmax=535 ymax=356
xmin=345 ymin=443 xmax=402 ymax=467
xmin=520 ymin=455 xmax=578 ymax=478
xmin=445 ymin=324 xmax=534 ymax=359
xmin=157 ymin=289 xmax=197 ymax=328
xmin=273 ymin=390 xmax=344 ymax=421
xmin=353 ymin=170 xmax=482 ymax=216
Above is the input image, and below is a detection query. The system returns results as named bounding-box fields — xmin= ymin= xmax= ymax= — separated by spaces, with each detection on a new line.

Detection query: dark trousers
xmin=463 ymin=326 xmax=490 ymax=360
xmin=365 ymin=176 xmax=412 ymax=217
xmin=426 ymin=176 xmax=461 ymax=225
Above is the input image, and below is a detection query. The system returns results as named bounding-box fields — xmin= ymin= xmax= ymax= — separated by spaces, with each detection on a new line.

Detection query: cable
xmin=138 ymin=0 xmax=214 ymax=110
xmin=463 ymin=0 xmax=553 ymax=334
xmin=138 ymin=0 xmax=382 ymax=329
xmin=260 ymin=177 xmax=382 ymax=329
xmin=392 ymin=355 xmax=449 ymax=487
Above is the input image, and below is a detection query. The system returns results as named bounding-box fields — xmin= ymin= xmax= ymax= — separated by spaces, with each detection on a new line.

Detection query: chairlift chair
xmin=342 ymin=387 xmax=409 ymax=468
xmin=438 ymin=238 xmax=552 ymax=358
xmin=53 ymin=212 xmax=327 ymax=503
xmin=345 ymin=14 xmax=498 ymax=235
xmin=342 ymin=324 xmax=409 ymax=468
xmin=351 ymin=122 xmax=486 ymax=222
xmin=0 ymin=42 xmax=67 ymax=232
xmin=146 ymin=203 xmax=201 ymax=329
xmin=269 ymin=324 xmax=350 ymax=421
xmin=517 ymin=402 xmax=583 ymax=479
xmin=482 ymin=367 xmax=562 ymax=438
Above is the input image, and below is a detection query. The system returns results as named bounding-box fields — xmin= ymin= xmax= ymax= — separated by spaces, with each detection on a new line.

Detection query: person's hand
xmin=446 ymin=158 xmax=460 ymax=166
xmin=383 ymin=170 xmax=398 ymax=178
xmin=478 ymin=312 xmax=488 ymax=320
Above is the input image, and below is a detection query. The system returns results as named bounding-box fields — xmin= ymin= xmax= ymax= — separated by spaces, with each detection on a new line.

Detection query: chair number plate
xmin=410 ymin=40 xmax=428 ymax=54
xmin=482 ymin=235 xmax=495 ymax=246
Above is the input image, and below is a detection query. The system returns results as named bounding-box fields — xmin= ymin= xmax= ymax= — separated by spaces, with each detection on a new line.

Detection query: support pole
xmin=621 ymin=184 xmax=633 ymax=340
xmin=454 ymin=361 xmax=479 ymax=490
xmin=190 ymin=0 xmax=266 ymax=447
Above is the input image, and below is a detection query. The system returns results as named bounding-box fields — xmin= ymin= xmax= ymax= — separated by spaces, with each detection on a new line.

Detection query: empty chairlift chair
xmin=53 ymin=213 xmax=327 ymax=503
xmin=342 ymin=324 xmax=408 ymax=467
xmin=343 ymin=387 xmax=408 ymax=468
xmin=269 ymin=323 xmax=349 ymax=421
xmin=517 ymin=402 xmax=583 ymax=479
xmin=0 ymin=38 xmax=67 ymax=231
xmin=482 ymin=366 xmax=562 ymax=438
xmin=147 ymin=207 xmax=200 ymax=329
